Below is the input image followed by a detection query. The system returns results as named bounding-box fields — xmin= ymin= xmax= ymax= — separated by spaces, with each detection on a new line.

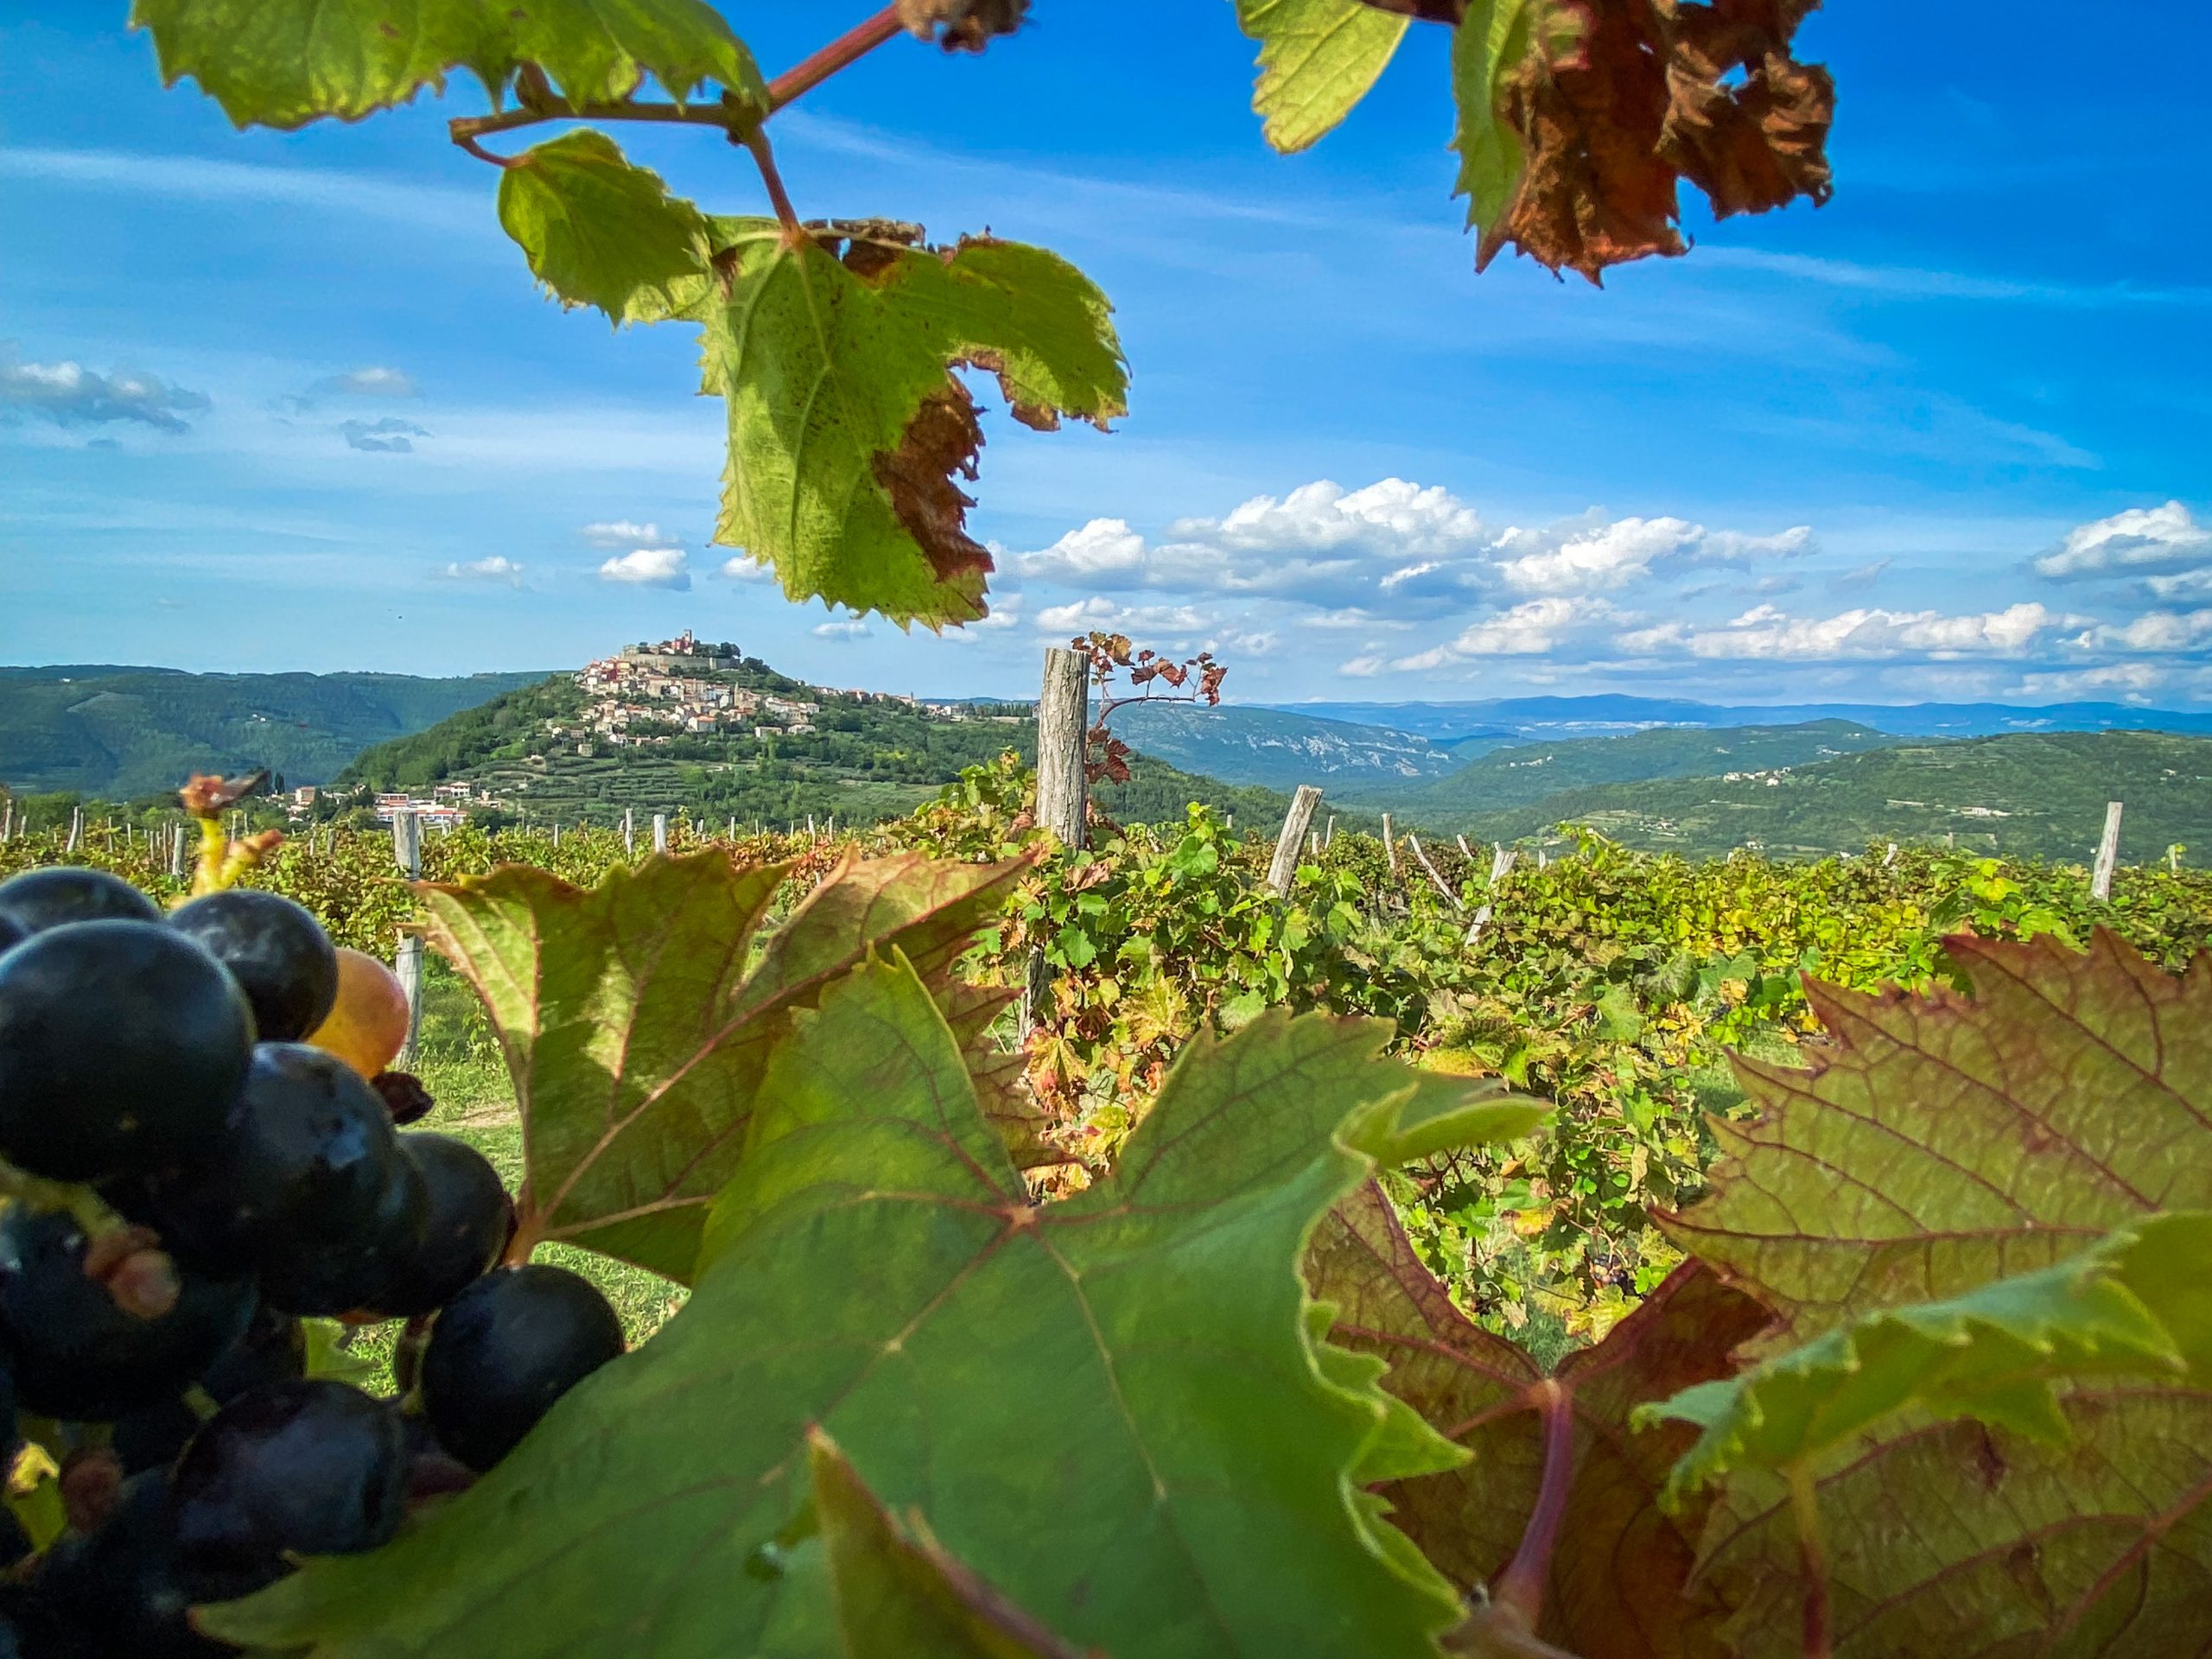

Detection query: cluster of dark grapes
xmin=0 ymin=868 xmax=626 ymax=1656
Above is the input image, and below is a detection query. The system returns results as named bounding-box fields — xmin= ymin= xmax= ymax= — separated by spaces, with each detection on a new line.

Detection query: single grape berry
xmin=114 ymin=1308 xmax=307 ymax=1476
xmin=169 ymin=890 xmax=339 ymax=1045
xmin=369 ymin=1135 xmax=512 ymax=1319
xmin=168 ymin=1380 xmax=406 ymax=1603
xmin=0 ymin=867 xmax=162 ymax=937
xmin=304 ymin=949 xmax=411 ymax=1080
xmin=0 ymin=1208 xmax=257 ymax=1421
xmin=0 ymin=920 xmax=255 ymax=1182
xmin=370 ymin=1070 xmax=435 ymax=1126
xmin=137 ymin=1044 xmax=426 ymax=1315
xmin=34 ymin=1470 xmax=231 ymax=1657
xmin=421 ymin=1264 xmax=624 ymax=1472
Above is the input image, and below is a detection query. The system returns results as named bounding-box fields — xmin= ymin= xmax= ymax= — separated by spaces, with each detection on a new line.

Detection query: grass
xmin=334 ymin=963 xmax=688 ymax=1393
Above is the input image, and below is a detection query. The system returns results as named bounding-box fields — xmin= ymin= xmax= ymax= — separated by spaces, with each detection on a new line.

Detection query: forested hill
xmin=1435 ymin=729 xmax=2212 ymax=861
xmin=335 ymin=668 xmax=1360 ymax=834
xmin=1333 ymin=719 xmax=1901 ymax=814
xmin=0 ymin=665 xmax=546 ymax=799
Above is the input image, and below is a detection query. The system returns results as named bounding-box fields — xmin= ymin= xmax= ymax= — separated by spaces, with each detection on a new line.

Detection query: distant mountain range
xmin=0 ymin=665 xmax=549 ymax=799
xmin=1107 ymin=703 xmax=1462 ymax=792
xmin=1268 ymin=695 xmax=2212 ymax=743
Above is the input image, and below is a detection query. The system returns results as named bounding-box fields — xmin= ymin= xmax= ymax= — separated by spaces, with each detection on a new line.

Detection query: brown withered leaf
xmin=1312 ymin=1181 xmax=1771 ymax=1656
xmin=872 ymin=380 xmax=992 ymax=591
xmin=899 ymin=0 xmax=1030 ymax=52
xmin=1462 ymin=0 xmax=1834 ymax=283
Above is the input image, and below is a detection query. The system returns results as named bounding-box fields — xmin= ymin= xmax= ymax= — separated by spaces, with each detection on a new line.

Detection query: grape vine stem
xmin=445 ymin=5 xmax=906 ymax=164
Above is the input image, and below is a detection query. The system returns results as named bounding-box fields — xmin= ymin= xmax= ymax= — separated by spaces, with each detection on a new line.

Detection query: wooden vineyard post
xmin=623 ymin=809 xmax=636 ymax=860
xmin=1266 ymin=785 xmax=1324 ymax=896
xmin=1380 ymin=814 xmax=1399 ymax=878
xmin=391 ymin=810 xmax=424 ymax=1068
xmin=168 ymin=829 xmax=186 ymax=879
xmin=652 ymin=813 xmax=669 ymax=855
xmin=1407 ymin=833 xmax=1463 ymax=911
xmin=2092 ymin=801 xmax=2123 ymax=900
xmin=1325 ymin=816 xmax=1336 ymax=849
xmin=1026 ymin=646 xmax=1090 ymax=1036
xmin=66 ymin=807 xmax=82 ymax=854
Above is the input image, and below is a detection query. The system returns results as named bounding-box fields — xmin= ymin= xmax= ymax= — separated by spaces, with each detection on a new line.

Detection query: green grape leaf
xmin=1662 ymin=930 xmax=2212 ymax=1337
xmin=1642 ymin=1213 xmax=2211 ymax=1503
xmin=131 ymin=0 xmax=767 ymax=130
xmin=1233 ymin=0 xmax=1408 ymax=155
xmin=703 ymin=225 xmax=1128 ymax=628
xmin=1450 ymin=0 xmax=1546 ymax=251
xmin=808 ymin=1433 xmax=1091 ymax=1659
xmin=413 ymin=849 xmax=1027 ymax=1281
xmin=498 ymin=129 xmax=709 ymax=321
xmin=202 ymin=979 xmax=1510 ymax=1658
xmin=1656 ymin=933 xmax=2212 ymax=1658
xmin=1312 ymin=1180 xmax=1768 ymax=1659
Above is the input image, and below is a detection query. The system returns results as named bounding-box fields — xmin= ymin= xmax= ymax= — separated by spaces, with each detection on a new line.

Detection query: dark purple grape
xmin=370 ymin=1071 xmax=435 ymax=1127
xmin=0 ymin=921 xmax=255 ymax=1182
xmin=0 ymin=1209 xmax=257 ymax=1422
xmin=169 ymin=891 xmax=339 ymax=1045
xmin=421 ymin=1265 xmax=624 ymax=1472
xmin=168 ymin=1381 xmax=406 ymax=1603
xmin=113 ymin=1310 xmax=307 ymax=1476
xmin=368 ymin=1135 xmax=512 ymax=1319
xmin=35 ymin=1471 xmax=232 ymax=1656
xmin=0 ymin=867 xmax=161 ymax=937
xmin=136 ymin=1044 xmax=426 ymax=1315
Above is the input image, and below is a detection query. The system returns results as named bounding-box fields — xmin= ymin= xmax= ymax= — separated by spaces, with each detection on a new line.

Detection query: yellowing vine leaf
xmin=130 ymin=0 xmax=767 ymax=130
xmin=1658 ymin=932 xmax=2212 ymax=1658
xmin=1234 ymin=0 xmax=1410 ymax=155
xmin=498 ymin=130 xmax=709 ymax=322
xmin=413 ymin=849 xmax=1027 ymax=1281
xmin=1644 ymin=1213 xmax=2212 ymax=1502
xmin=704 ymin=225 xmax=1128 ymax=628
xmin=1312 ymin=1180 xmax=1768 ymax=1659
xmin=205 ymin=969 xmax=1533 ymax=1658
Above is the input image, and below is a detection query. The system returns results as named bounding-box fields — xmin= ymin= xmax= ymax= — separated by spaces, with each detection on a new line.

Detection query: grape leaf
xmin=808 ymin=1433 xmax=1092 ymax=1659
xmin=499 ymin=130 xmax=709 ymax=321
xmin=130 ymin=0 xmax=767 ymax=130
xmin=702 ymin=225 xmax=1128 ymax=628
xmin=1312 ymin=1179 xmax=1767 ymax=1659
xmin=1233 ymin=0 xmax=1409 ymax=155
xmin=203 ymin=972 xmax=1533 ymax=1659
xmin=1656 ymin=932 xmax=2212 ymax=1657
xmin=1448 ymin=0 xmax=1832 ymax=282
xmin=1662 ymin=930 xmax=2212 ymax=1337
xmin=1643 ymin=1212 xmax=2211 ymax=1502
xmin=412 ymin=849 xmax=1027 ymax=1281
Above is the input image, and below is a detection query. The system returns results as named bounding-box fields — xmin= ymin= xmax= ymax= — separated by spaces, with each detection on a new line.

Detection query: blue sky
xmin=2 ymin=3 xmax=2208 ymax=708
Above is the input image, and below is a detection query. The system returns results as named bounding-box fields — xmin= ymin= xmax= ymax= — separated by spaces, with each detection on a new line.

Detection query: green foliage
xmin=413 ymin=849 xmax=1027 ymax=1280
xmin=498 ymin=130 xmax=709 ymax=321
xmin=1645 ymin=1213 xmax=2212 ymax=1501
xmin=207 ymin=960 xmax=1524 ymax=1658
xmin=1450 ymin=0 xmax=1548 ymax=238
xmin=131 ymin=0 xmax=766 ymax=128
xmin=703 ymin=227 xmax=1127 ymax=627
xmin=1233 ymin=0 xmax=1408 ymax=154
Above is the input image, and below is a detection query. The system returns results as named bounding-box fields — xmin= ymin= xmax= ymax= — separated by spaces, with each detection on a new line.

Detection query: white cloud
xmin=2066 ymin=608 xmax=2212 ymax=652
xmin=1338 ymin=653 xmax=1389 ymax=677
xmin=283 ymin=365 xmax=419 ymax=411
xmin=1299 ymin=607 xmax=1412 ymax=631
xmin=1493 ymin=516 xmax=1811 ymax=594
xmin=1033 ymin=597 xmax=1207 ymax=635
xmin=1622 ymin=601 xmax=2068 ymax=660
xmin=442 ymin=556 xmax=524 ymax=586
xmin=598 ymin=547 xmax=691 ymax=589
xmin=586 ymin=519 xmax=676 ymax=548
xmin=340 ymin=416 xmax=427 ymax=453
xmin=719 ymin=555 xmax=774 ymax=582
xmin=2009 ymin=662 xmax=2174 ymax=700
xmin=0 ymin=346 xmax=210 ymax=432
xmin=1395 ymin=597 xmax=1621 ymax=667
xmin=2146 ymin=567 xmax=2212 ymax=601
xmin=812 ymin=620 xmax=869 ymax=639
xmin=2036 ymin=501 xmax=2210 ymax=578
xmin=1173 ymin=479 xmax=1487 ymax=558
xmin=1014 ymin=518 xmax=1148 ymax=583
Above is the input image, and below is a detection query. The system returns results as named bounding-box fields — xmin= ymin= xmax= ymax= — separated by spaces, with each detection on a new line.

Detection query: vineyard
xmin=10 ymin=0 xmax=2212 ymax=1655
